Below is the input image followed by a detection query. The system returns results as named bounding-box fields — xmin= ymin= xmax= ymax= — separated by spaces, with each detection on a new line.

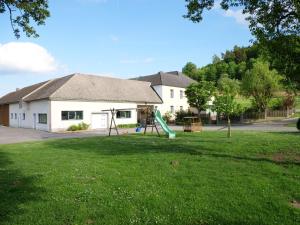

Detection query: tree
xmin=213 ymin=76 xmax=241 ymax=138
xmin=185 ymin=81 xmax=215 ymax=119
xmin=182 ymin=62 xmax=198 ymax=79
xmin=242 ymin=59 xmax=283 ymax=118
xmin=0 ymin=0 xmax=50 ymax=38
xmin=262 ymin=35 xmax=300 ymax=88
xmin=184 ymin=0 xmax=300 ymax=41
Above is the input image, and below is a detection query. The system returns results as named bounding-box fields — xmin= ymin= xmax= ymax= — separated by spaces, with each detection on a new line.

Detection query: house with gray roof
xmin=133 ymin=71 xmax=196 ymax=116
xmin=0 ymin=73 xmax=162 ymax=132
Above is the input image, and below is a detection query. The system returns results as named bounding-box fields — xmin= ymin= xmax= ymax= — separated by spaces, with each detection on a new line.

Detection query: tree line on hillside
xmin=182 ymin=40 xmax=300 ymax=88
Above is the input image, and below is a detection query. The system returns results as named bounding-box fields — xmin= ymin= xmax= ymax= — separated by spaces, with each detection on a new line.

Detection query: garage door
xmin=91 ymin=113 xmax=108 ymax=129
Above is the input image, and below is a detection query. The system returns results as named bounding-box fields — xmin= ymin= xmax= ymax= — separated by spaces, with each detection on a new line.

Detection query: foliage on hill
xmin=183 ymin=37 xmax=300 ymax=88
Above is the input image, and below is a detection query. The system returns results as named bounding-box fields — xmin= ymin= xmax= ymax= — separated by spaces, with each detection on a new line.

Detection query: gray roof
xmin=0 ymin=81 xmax=48 ymax=104
xmin=133 ymin=71 xmax=196 ymax=88
xmin=0 ymin=73 xmax=162 ymax=104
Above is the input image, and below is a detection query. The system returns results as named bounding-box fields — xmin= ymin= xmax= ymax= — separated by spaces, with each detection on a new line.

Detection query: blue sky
xmin=0 ymin=0 xmax=252 ymax=97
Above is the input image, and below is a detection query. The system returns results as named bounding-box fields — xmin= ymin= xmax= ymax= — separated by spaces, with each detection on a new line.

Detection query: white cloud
xmin=120 ymin=57 xmax=155 ymax=64
xmin=0 ymin=42 xmax=58 ymax=74
xmin=224 ymin=9 xmax=249 ymax=25
xmin=213 ymin=1 xmax=249 ymax=26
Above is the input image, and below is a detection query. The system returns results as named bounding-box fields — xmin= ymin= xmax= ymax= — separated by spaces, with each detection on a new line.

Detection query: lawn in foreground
xmin=0 ymin=131 xmax=299 ymax=225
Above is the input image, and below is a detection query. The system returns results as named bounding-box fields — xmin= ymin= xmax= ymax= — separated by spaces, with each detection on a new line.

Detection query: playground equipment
xmin=154 ymin=110 xmax=176 ymax=139
xmin=102 ymin=107 xmax=176 ymax=138
xmin=183 ymin=116 xmax=202 ymax=132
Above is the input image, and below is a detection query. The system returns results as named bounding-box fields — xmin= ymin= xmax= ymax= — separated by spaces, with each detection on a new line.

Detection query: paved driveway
xmin=0 ymin=126 xmax=109 ymax=145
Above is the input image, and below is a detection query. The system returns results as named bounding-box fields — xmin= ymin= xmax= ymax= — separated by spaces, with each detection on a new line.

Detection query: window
xmin=117 ymin=111 xmax=131 ymax=119
xmin=10 ymin=113 xmax=13 ymax=119
xmin=38 ymin=114 xmax=47 ymax=124
xmin=22 ymin=113 xmax=26 ymax=120
xmin=61 ymin=111 xmax=83 ymax=120
xmin=14 ymin=113 xmax=17 ymax=119
xmin=170 ymin=106 xmax=174 ymax=113
xmin=170 ymin=89 xmax=174 ymax=98
xmin=180 ymin=90 xmax=184 ymax=99
xmin=180 ymin=106 xmax=183 ymax=111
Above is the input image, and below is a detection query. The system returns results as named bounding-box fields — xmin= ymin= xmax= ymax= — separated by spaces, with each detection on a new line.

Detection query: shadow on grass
xmin=44 ymin=134 xmax=300 ymax=167
xmin=0 ymin=151 xmax=44 ymax=224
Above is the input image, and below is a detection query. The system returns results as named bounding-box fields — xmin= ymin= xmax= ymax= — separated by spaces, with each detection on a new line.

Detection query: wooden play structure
xmin=102 ymin=106 xmax=160 ymax=137
xmin=102 ymin=106 xmax=176 ymax=138
xmin=183 ymin=116 xmax=202 ymax=132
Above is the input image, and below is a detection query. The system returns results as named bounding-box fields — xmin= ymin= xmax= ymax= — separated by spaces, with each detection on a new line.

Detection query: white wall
xmin=50 ymin=101 xmax=138 ymax=132
xmin=153 ymin=85 xmax=190 ymax=117
xmin=9 ymin=100 xmax=50 ymax=131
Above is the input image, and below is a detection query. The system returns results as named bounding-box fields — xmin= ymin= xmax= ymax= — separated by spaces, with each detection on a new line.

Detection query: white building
xmin=133 ymin=71 xmax=196 ymax=117
xmin=0 ymin=73 xmax=162 ymax=132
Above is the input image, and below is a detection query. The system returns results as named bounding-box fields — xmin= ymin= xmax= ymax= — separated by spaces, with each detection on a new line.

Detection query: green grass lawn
xmin=0 ymin=132 xmax=300 ymax=225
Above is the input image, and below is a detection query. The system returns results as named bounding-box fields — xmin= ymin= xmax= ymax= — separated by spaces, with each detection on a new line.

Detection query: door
xmin=91 ymin=113 xmax=108 ymax=129
xmin=33 ymin=113 xmax=37 ymax=129
xmin=18 ymin=113 xmax=21 ymax=128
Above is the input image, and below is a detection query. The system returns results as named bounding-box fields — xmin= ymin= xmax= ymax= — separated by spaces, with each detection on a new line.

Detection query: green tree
xmin=185 ymin=81 xmax=215 ymax=119
xmin=242 ymin=59 xmax=283 ymax=118
xmin=184 ymin=0 xmax=300 ymax=41
xmin=0 ymin=0 xmax=50 ymax=38
xmin=182 ymin=62 xmax=198 ymax=79
xmin=213 ymin=76 xmax=241 ymax=138
xmin=262 ymin=35 xmax=300 ymax=88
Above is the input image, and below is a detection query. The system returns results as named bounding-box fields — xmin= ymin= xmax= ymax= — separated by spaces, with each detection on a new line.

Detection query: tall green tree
xmin=242 ymin=59 xmax=283 ymax=118
xmin=262 ymin=35 xmax=300 ymax=87
xmin=0 ymin=0 xmax=50 ymax=38
xmin=184 ymin=0 xmax=300 ymax=41
xmin=213 ymin=76 xmax=241 ymax=138
xmin=182 ymin=62 xmax=199 ymax=80
xmin=185 ymin=81 xmax=215 ymax=119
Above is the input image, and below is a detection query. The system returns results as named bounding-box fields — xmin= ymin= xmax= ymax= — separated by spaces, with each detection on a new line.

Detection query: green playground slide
xmin=154 ymin=110 xmax=176 ymax=139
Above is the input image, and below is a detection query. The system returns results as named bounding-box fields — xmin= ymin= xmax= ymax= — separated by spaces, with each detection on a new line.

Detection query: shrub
xmin=297 ymin=118 xmax=300 ymax=131
xmin=163 ymin=112 xmax=172 ymax=123
xmin=175 ymin=110 xmax=196 ymax=124
xmin=67 ymin=122 xmax=90 ymax=131
xmin=268 ymin=97 xmax=284 ymax=110
xmin=117 ymin=123 xmax=138 ymax=128
xmin=67 ymin=125 xmax=78 ymax=131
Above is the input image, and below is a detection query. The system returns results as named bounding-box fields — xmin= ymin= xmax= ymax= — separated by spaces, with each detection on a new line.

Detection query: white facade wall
xmin=153 ymin=85 xmax=190 ymax=117
xmin=9 ymin=100 xmax=50 ymax=131
xmin=50 ymin=101 xmax=138 ymax=132
xmin=8 ymin=100 xmax=143 ymax=132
